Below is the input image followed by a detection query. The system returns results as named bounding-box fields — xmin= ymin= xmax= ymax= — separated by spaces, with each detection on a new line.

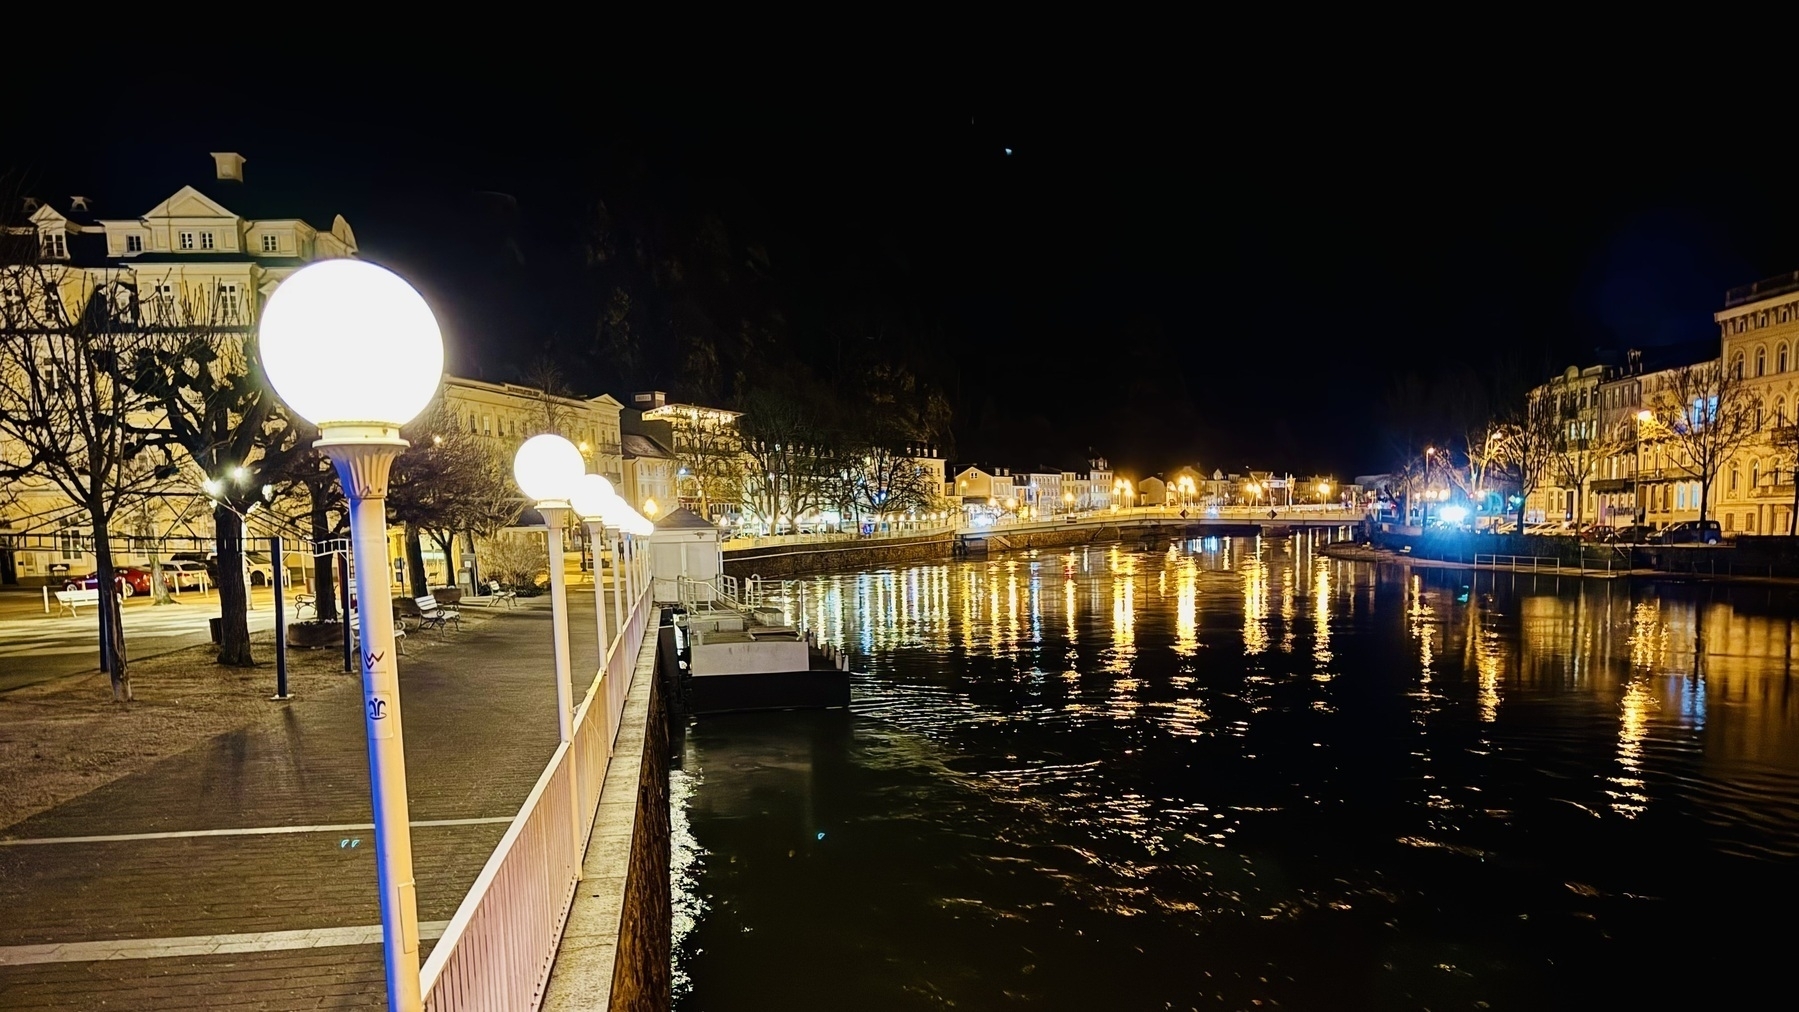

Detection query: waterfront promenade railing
xmin=419 ymin=576 xmax=655 ymax=1011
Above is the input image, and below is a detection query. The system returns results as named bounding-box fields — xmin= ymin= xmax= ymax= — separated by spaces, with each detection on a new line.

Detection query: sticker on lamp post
xmin=367 ymin=693 xmax=395 ymax=737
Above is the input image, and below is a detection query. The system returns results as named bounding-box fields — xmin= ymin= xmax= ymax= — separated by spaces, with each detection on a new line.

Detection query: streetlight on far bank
xmin=259 ymin=258 xmax=444 ymax=1012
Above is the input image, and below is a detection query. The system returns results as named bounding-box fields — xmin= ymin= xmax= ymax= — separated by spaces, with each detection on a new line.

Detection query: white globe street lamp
xmin=259 ymin=258 xmax=442 ymax=1012
xmin=512 ymin=434 xmax=587 ymax=850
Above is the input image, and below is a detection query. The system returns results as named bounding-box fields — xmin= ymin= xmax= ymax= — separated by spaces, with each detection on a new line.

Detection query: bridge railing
xmin=420 ymin=573 xmax=655 ymax=1010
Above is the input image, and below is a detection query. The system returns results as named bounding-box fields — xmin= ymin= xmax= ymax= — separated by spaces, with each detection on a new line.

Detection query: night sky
xmin=16 ymin=71 xmax=1799 ymax=481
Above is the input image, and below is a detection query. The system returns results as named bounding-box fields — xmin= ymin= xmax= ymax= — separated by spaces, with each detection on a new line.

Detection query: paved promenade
xmin=0 ymin=586 xmax=617 ymax=1009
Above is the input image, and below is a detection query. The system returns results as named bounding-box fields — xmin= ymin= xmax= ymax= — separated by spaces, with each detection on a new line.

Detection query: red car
xmin=65 ymin=566 xmax=163 ymax=598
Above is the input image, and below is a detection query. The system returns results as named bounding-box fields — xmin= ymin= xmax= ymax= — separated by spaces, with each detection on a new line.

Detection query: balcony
xmin=1725 ymin=270 xmax=1799 ymax=308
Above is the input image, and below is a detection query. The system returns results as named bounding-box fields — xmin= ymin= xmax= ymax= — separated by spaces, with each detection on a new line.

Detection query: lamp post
xmin=513 ymin=433 xmax=588 ymax=856
xmin=570 ymin=474 xmax=617 ymax=667
xmin=259 ymin=259 xmax=443 ymax=1012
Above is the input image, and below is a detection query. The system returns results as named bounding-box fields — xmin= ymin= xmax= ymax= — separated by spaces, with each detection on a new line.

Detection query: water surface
xmin=673 ymin=534 xmax=1799 ymax=1009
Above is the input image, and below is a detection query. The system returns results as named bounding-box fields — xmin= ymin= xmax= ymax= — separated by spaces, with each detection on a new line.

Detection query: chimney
xmin=69 ymin=196 xmax=91 ymax=212
xmin=210 ymin=152 xmax=246 ymax=182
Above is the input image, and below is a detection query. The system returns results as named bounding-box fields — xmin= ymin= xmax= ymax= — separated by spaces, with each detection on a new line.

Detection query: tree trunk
xmin=429 ymin=530 xmax=458 ymax=592
xmin=1699 ymin=478 xmax=1711 ymax=524
xmin=310 ymin=494 xmax=338 ymax=622
xmin=404 ymin=523 xmax=429 ymax=598
xmin=148 ymin=549 xmax=173 ymax=605
xmin=92 ymin=520 xmax=131 ymax=701
xmin=214 ymin=500 xmax=255 ymax=667
xmin=1791 ymin=475 xmax=1798 ymax=536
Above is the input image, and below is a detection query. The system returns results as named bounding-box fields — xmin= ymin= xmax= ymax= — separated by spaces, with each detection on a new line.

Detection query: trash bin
xmin=209 ymin=617 xmax=222 ymax=644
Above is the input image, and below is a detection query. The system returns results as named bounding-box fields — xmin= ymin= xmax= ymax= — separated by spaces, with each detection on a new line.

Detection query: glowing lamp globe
xmin=598 ymin=492 xmax=633 ymax=527
xmin=569 ymin=473 xmax=616 ymax=522
xmin=512 ymin=434 xmax=586 ymax=505
xmin=260 ymin=260 xmax=444 ymax=431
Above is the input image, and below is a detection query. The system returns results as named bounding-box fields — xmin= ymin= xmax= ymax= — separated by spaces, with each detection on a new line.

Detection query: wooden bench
xmin=480 ymin=580 xmax=518 ymax=608
xmin=411 ymin=594 xmax=461 ymax=632
xmin=54 ymin=587 xmax=101 ymax=617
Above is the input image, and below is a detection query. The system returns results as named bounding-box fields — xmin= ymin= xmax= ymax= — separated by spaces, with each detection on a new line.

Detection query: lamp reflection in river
xmin=1242 ymin=537 xmax=1270 ymax=656
xmin=1175 ymin=555 xmax=1198 ymax=657
xmin=1608 ymin=676 xmax=1655 ymax=818
xmin=1312 ymin=554 xmax=1332 ymax=672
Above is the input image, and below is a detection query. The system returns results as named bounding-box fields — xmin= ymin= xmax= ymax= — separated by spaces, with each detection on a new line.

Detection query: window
xmin=1726 ymin=513 xmax=1735 ymax=532
xmin=482 ymin=415 xmax=492 ymax=436
xmin=1780 ymin=397 xmax=1789 ymax=426
xmin=1749 ymin=512 xmax=1758 ymax=532
xmin=1731 ymin=352 xmax=1745 ymax=379
xmin=261 ymin=234 xmax=279 ymax=252
xmin=1677 ymin=485 xmax=1687 ymax=511
xmin=1757 ymin=347 xmax=1767 ymax=377
xmin=1782 ymin=344 xmax=1790 ymax=373
xmin=199 ymin=232 xmax=215 ymax=250
xmin=1753 ymin=461 xmax=1761 ymax=489
xmin=217 ymin=283 xmax=240 ymax=318
xmin=179 ymin=231 xmax=195 ymax=250
xmin=125 ymin=234 xmax=143 ymax=253
xmin=58 ymin=522 xmax=84 ymax=560
xmin=1731 ymin=467 xmax=1740 ymax=493
xmin=41 ymin=231 xmax=67 ymax=258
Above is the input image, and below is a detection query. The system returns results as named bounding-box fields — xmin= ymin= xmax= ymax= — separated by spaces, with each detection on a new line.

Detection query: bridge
xmin=956 ymin=505 xmax=1363 ymax=550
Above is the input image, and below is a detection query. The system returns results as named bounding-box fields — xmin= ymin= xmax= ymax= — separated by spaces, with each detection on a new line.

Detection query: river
xmin=671 ymin=533 xmax=1799 ymax=1010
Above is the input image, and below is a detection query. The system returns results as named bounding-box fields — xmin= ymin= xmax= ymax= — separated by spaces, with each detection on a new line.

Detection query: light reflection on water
xmin=677 ymin=532 xmax=1799 ymax=1009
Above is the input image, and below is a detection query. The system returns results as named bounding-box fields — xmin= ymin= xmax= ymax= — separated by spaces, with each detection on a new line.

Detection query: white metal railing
xmin=421 ymin=575 xmax=655 ymax=1011
xmin=1475 ymin=553 xmax=1562 ymax=572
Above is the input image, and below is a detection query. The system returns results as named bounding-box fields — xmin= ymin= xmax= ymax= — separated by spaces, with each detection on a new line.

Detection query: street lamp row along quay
xmin=263 ymin=261 xmax=656 ymax=1012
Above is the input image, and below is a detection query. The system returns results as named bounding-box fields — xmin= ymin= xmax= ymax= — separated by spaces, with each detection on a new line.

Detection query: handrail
xmin=420 ymin=580 xmax=655 ymax=1010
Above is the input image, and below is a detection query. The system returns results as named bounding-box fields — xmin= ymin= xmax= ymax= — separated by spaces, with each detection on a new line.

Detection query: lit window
xmin=125 ymin=234 xmax=143 ymax=253
xmin=262 ymin=234 xmax=279 ymax=252
xmin=41 ymin=232 xmax=67 ymax=258
xmin=1782 ymin=344 xmax=1790 ymax=373
xmin=199 ymin=232 xmax=215 ymax=250
xmin=1756 ymin=347 xmax=1766 ymax=376
xmin=179 ymin=231 xmax=195 ymax=250
xmin=217 ymin=283 xmax=240 ymax=318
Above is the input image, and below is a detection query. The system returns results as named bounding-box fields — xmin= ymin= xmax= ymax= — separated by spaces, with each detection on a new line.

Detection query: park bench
xmin=480 ymin=580 xmax=518 ymax=608
xmin=349 ymin=607 xmax=407 ymax=655
xmin=54 ymin=587 xmax=100 ymax=617
xmin=409 ymin=594 xmax=461 ymax=632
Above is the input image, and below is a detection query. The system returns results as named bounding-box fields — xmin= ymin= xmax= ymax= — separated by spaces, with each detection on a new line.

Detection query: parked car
xmin=66 ymin=566 xmax=159 ymax=597
xmin=1652 ymin=520 xmax=1723 ymax=545
xmin=1578 ymin=525 xmax=1619 ymax=543
xmin=169 ymin=551 xmax=218 ymax=580
xmin=244 ymin=552 xmax=276 ymax=586
xmin=163 ymin=559 xmax=212 ymax=589
xmin=1612 ymin=524 xmax=1658 ymax=544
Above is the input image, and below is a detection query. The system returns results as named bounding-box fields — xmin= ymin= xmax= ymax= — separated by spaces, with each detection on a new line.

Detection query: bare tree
xmin=388 ymin=401 xmax=522 ymax=595
xmin=1547 ymin=405 xmax=1633 ymax=528
xmin=1494 ymin=398 xmax=1561 ymax=531
xmin=1641 ymin=360 xmax=1760 ymax=524
xmin=738 ymin=387 xmax=842 ymax=533
xmin=1768 ymin=422 xmax=1799 ymax=536
xmin=129 ymin=286 xmax=307 ymax=666
xmin=0 ymin=264 xmax=175 ymax=699
xmin=518 ymin=356 xmax=577 ymax=437
xmin=661 ymin=404 xmax=744 ymax=517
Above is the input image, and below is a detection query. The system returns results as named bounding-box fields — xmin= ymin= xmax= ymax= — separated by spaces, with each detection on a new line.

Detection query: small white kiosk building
xmin=649 ymin=508 xmax=722 ymax=603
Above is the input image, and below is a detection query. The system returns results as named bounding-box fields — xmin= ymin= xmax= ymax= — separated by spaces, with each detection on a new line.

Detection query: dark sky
xmin=14 ymin=68 xmax=1799 ymax=480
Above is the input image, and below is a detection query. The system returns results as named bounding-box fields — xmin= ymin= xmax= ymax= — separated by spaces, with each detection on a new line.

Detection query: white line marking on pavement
xmin=0 ymin=816 xmax=513 ymax=847
xmin=0 ymin=921 xmax=452 ymax=965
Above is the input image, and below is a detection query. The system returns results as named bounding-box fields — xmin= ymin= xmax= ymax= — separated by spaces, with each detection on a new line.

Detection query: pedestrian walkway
xmin=0 ymin=586 xmax=619 ymax=1009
